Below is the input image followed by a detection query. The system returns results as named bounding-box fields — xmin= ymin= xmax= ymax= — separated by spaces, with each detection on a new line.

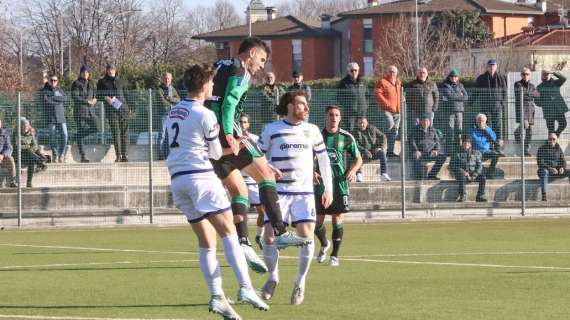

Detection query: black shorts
xmin=210 ymin=142 xmax=263 ymax=180
xmin=316 ymin=194 xmax=350 ymax=215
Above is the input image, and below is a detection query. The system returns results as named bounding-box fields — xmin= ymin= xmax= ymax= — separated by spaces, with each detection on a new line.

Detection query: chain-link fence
xmin=1 ymin=76 xmax=569 ymax=226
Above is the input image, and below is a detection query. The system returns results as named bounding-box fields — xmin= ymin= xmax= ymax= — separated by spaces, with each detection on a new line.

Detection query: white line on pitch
xmin=343 ymin=251 xmax=570 ymax=258
xmin=0 ymin=244 xmax=197 ymax=255
xmin=0 ymin=315 xmax=194 ymax=320
xmin=341 ymin=257 xmax=570 ymax=270
xmin=0 ymin=259 xmax=198 ymax=270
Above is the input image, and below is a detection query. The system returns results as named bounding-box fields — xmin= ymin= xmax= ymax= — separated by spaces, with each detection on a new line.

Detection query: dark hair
xmin=238 ymin=37 xmax=271 ymax=56
xmin=184 ymin=64 xmax=216 ymax=94
xmin=240 ymin=113 xmax=250 ymax=120
xmin=276 ymin=91 xmax=307 ymax=116
xmin=325 ymin=105 xmax=342 ymax=114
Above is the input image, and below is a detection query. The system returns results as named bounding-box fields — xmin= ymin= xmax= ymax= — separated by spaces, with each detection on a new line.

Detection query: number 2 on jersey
xmin=170 ymin=122 xmax=180 ymax=148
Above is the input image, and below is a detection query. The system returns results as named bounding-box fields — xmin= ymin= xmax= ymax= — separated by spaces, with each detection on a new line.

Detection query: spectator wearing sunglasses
xmin=514 ymin=67 xmax=540 ymax=156
xmin=40 ymin=74 xmax=68 ymax=163
xmin=337 ymin=62 xmax=368 ymax=131
xmin=536 ymin=133 xmax=570 ymax=201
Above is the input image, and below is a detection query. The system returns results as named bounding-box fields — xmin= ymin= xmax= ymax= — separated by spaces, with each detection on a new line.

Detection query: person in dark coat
xmin=514 ymin=67 xmax=540 ymax=156
xmin=288 ymin=70 xmax=312 ymax=101
xmin=259 ymin=71 xmax=285 ymax=128
xmin=13 ymin=118 xmax=48 ymax=188
xmin=0 ymin=118 xmax=17 ymax=187
xmin=71 ymin=65 xmax=99 ymax=162
xmin=536 ymin=133 xmax=570 ymax=201
xmin=156 ymin=72 xmax=180 ymax=160
xmin=475 ymin=59 xmax=508 ymax=145
xmin=450 ymin=137 xmax=487 ymax=202
xmin=441 ymin=68 xmax=468 ymax=152
xmin=41 ymin=74 xmax=68 ymax=163
xmin=409 ymin=114 xmax=446 ymax=180
xmin=352 ymin=116 xmax=391 ymax=182
xmin=337 ymin=62 xmax=368 ymax=131
xmin=97 ymin=64 xmax=130 ymax=162
xmin=405 ymin=67 xmax=439 ymax=128
xmin=536 ymin=70 xmax=568 ymax=136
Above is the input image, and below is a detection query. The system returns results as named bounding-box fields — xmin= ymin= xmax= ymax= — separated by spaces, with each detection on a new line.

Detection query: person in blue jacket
xmin=468 ymin=113 xmax=504 ymax=177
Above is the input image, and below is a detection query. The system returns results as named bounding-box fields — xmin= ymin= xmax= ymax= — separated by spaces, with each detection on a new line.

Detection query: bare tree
xmin=208 ymin=0 xmax=241 ymax=31
xmin=277 ymin=0 xmax=365 ymax=18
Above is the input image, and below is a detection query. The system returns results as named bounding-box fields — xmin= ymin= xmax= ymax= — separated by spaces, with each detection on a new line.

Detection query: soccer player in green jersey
xmin=208 ymin=37 xmax=309 ymax=274
xmin=314 ymin=105 xmax=363 ymax=267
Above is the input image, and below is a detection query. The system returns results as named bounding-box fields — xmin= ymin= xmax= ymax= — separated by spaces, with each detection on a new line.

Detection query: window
xmin=265 ymin=40 xmax=272 ymax=72
xmin=363 ymin=57 xmax=374 ymax=77
xmin=363 ymin=18 xmax=373 ymax=53
xmin=292 ymin=39 xmax=302 ymax=72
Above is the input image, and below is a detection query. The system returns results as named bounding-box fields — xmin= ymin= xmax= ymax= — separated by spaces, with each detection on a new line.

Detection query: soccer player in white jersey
xmin=166 ymin=64 xmax=268 ymax=320
xmin=239 ymin=113 xmax=267 ymax=249
xmin=258 ymin=91 xmax=333 ymax=305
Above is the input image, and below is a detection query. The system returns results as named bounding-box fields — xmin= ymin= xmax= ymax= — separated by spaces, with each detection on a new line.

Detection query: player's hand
xmin=431 ymin=150 xmax=438 ymax=157
xmin=415 ymin=150 xmax=422 ymax=160
xmin=321 ymin=191 xmax=333 ymax=209
xmin=225 ymin=134 xmax=239 ymax=155
xmin=364 ymin=149 xmax=373 ymax=159
xmin=346 ymin=169 xmax=357 ymax=182
xmin=313 ymin=172 xmax=321 ymax=185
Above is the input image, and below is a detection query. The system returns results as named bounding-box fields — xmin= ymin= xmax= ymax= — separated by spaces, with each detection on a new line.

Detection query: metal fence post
xmin=519 ymin=88 xmax=526 ymax=216
xmin=148 ymin=89 xmax=154 ymax=224
xmin=17 ymin=92 xmax=22 ymax=227
xmin=400 ymin=89 xmax=406 ymax=219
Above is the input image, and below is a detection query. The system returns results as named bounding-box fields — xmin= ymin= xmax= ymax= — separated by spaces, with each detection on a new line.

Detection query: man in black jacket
xmin=406 ymin=67 xmax=439 ymax=128
xmin=536 ymin=70 xmax=568 ymax=136
xmin=156 ymin=72 xmax=180 ymax=160
xmin=41 ymin=74 xmax=68 ymax=163
xmin=97 ymin=64 xmax=130 ymax=162
xmin=514 ymin=67 xmax=540 ymax=156
xmin=441 ymin=69 xmax=468 ymax=152
xmin=536 ymin=133 xmax=570 ymax=201
xmin=450 ymin=137 xmax=487 ymax=202
xmin=409 ymin=114 xmax=446 ymax=180
xmin=337 ymin=62 xmax=368 ymax=131
xmin=476 ymin=59 xmax=508 ymax=145
xmin=71 ymin=65 xmax=99 ymax=162
xmin=353 ymin=116 xmax=391 ymax=182
xmin=288 ymin=71 xmax=312 ymax=101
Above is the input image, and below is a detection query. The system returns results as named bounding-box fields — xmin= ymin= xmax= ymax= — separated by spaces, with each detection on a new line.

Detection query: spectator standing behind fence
xmin=337 ymin=62 xmax=368 ymax=131
xmin=71 ymin=65 xmax=98 ymax=163
xmin=409 ymin=115 xmax=446 ymax=180
xmin=469 ymin=113 xmax=504 ymax=178
xmin=156 ymin=72 xmax=181 ymax=160
xmin=536 ymin=70 xmax=568 ymax=137
xmin=536 ymin=133 xmax=570 ymax=202
xmin=352 ymin=116 xmax=391 ymax=182
xmin=41 ymin=74 xmax=68 ymax=163
xmin=0 ymin=118 xmax=17 ymax=188
xmin=375 ymin=65 xmax=402 ymax=158
xmin=450 ymin=137 xmax=487 ymax=203
xmin=475 ymin=59 xmax=508 ymax=146
xmin=288 ymin=71 xmax=312 ymax=101
xmin=259 ymin=71 xmax=285 ymax=126
xmin=97 ymin=64 xmax=130 ymax=162
xmin=441 ymin=69 xmax=468 ymax=153
xmin=13 ymin=118 xmax=48 ymax=188
xmin=514 ymin=67 xmax=540 ymax=156
xmin=405 ymin=67 xmax=439 ymax=127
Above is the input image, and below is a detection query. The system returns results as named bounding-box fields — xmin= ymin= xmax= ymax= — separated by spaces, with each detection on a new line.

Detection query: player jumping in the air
xmin=166 ymin=64 xmax=268 ymax=320
xmin=258 ymin=91 xmax=333 ymax=305
xmin=208 ymin=37 xmax=309 ymax=275
xmin=314 ymin=105 xmax=363 ymax=267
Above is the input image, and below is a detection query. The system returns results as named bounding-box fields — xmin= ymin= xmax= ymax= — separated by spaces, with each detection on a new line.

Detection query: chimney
xmin=266 ymin=6 xmax=277 ymax=21
xmin=320 ymin=14 xmax=332 ymax=29
xmin=368 ymin=0 xmax=378 ymax=7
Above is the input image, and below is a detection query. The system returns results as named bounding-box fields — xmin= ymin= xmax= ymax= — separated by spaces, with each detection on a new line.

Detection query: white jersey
xmin=259 ymin=119 xmax=327 ymax=194
xmin=241 ymin=132 xmax=259 ymax=186
xmin=166 ymin=99 xmax=219 ymax=178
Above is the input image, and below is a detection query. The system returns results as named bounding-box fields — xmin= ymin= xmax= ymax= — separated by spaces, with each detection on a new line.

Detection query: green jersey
xmin=315 ymin=128 xmax=361 ymax=196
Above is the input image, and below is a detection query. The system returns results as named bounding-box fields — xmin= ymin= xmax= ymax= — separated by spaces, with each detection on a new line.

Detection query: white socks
xmin=256 ymin=226 xmax=264 ymax=237
xmin=222 ymin=234 xmax=252 ymax=289
xmin=199 ymin=247 xmax=223 ymax=297
xmin=295 ymin=241 xmax=315 ymax=290
xmin=263 ymin=243 xmax=280 ymax=282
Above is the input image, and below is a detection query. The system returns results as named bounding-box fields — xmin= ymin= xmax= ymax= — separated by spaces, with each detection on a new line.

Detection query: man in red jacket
xmin=375 ymin=65 xmax=402 ymax=157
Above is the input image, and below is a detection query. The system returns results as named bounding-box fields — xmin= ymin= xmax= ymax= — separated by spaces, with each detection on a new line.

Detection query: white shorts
xmin=265 ymin=193 xmax=316 ymax=226
xmin=247 ymin=183 xmax=261 ymax=206
xmin=171 ymin=173 xmax=231 ymax=223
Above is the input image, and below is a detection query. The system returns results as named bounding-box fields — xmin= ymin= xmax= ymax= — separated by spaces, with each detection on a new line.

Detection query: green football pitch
xmin=0 ymin=219 xmax=569 ymax=320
